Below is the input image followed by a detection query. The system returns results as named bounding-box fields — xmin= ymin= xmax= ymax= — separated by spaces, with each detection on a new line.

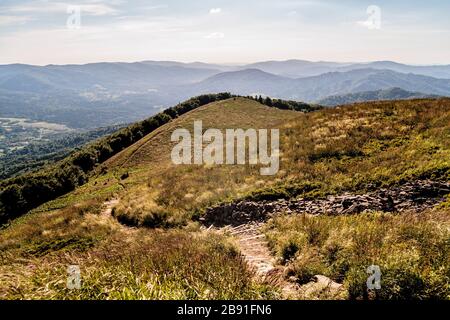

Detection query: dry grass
xmin=101 ymin=98 xmax=300 ymax=226
xmin=1 ymin=228 xmax=275 ymax=299
xmin=264 ymin=208 xmax=450 ymax=300
xmin=274 ymin=99 xmax=450 ymax=196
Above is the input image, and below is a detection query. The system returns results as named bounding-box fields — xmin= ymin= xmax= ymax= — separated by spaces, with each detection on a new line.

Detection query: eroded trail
xmin=217 ymin=222 xmax=346 ymax=299
xmin=218 ymin=223 xmax=299 ymax=299
xmin=222 ymin=223 xmax=275 ymax=276
xmin=203 ymin=180 xmax=450 ymax=226
xmin=100 ymin=199 xmax=119 ymax=217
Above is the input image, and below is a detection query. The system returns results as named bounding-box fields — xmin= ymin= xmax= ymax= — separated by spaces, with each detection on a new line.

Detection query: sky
xmin=0 ymin=0 xmax=450 ymax=65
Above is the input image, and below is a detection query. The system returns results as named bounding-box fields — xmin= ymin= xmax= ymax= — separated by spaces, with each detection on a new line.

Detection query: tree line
xmin=249 ymin=95 xmax=323 ymax=112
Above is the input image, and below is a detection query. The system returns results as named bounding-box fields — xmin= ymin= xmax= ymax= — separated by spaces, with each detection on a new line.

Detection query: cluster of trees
xmin=0 ymin=93 xmax=233 ymax=224
xmin=249 ymin=95 xmax=323 ymax=112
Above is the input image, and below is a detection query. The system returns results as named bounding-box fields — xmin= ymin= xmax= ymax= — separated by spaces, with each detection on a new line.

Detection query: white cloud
xmin=205 ymin=32 xmax=224 ymax=39
xmin=209 ymin=8 xmax=222 ymax=14
xmin=0 ymin=15 xmax=32 ymax=26
xmin=82 ymin=4 xmax=119 ymax=16
xmin=356 ymin=20 xmax=371 ymax=28
xmin=6 ymin=2 xmax=66 ymax=13
xmin=357 ymin=5 xmax=382 ymax=30
xmin=5 ymin=1 xmax=118 ymax=16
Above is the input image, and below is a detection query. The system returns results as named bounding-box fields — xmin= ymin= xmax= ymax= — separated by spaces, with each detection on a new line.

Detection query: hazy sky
xmin=1 ymin=0 xmax=450 ymax=65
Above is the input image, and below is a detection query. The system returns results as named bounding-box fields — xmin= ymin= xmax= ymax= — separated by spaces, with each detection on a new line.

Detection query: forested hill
xmin=318 ymin=87 xmax=437 ymax=106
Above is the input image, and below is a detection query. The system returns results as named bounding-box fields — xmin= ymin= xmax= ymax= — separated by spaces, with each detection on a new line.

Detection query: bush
xmin=281 ymin=241 xmax=299 ymax=262
xmin=112 ymin=203 xmax=175 ymax=229
xmin=141 ymin=209 xmax=170 ymax=228
xmin=248 ymin=95 xmax=322 ymax=112
xmin=286 ymin=247 xmax=328 ymax=284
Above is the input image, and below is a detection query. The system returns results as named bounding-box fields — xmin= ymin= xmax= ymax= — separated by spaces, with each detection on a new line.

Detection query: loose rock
xmin=203 ymin=180 xmax=450 ymax=226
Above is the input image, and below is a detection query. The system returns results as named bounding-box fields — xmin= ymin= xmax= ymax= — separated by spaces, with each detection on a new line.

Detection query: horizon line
xmin=1 ymin=58 xmax=450 ymax=68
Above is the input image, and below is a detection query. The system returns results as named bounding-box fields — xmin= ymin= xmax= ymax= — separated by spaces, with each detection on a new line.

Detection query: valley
xmin=0 ymin=123 xmax=124 ymax=179
xmin=0 ymin=117 xmax=72 ymax=155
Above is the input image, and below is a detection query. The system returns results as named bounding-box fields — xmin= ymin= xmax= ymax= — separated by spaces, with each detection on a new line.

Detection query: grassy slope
xmin=0 ymin=98 xmax=298 ymax=299
xmin=1 ymin=97 xmax=449 ymax=299
xmin=28 ymin=98 xmax=300 ymax=222
xmin=261 ymin=98 xmax=450 ymax=299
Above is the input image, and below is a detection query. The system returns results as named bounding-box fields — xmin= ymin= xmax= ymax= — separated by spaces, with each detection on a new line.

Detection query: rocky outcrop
xmin=202 ymin=180 xmax=450 ymax=226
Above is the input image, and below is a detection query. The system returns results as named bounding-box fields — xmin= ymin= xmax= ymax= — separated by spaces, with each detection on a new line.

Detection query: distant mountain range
xmin=243 ymin=60 xmax=450 ymax=79
xmin=186 ymin=68 xmax=450 ymax=102
xmin=1 ymin=60 xmax=449 ymax=128
xmin=317 ymin=88 xmax=438 ymax=106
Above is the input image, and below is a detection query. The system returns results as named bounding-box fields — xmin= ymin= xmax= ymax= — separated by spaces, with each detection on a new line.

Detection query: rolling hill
xmin=0 ymin=96 xmax=449 ymax=300
xmin=317 ymin=87 xmax=437 ymax=106
xmin=0 ymin=93 xmax=319 ymax=222
xmin=0 ymin=62 xmax=219 ymax=92
xmin=339 ymin=60 xmax=450 ymax=79
xmin=242 ymin=60 xmax=352 ymax=78
xmin=185 ymin=69 xmax=292 ymax=97
xmin=187 ymin=68 xmax=450 ymax=102
xmin=0 ymin=62 xmax=221 ymax=129
xmin=290 ymin=68 xmax=450 ymax=101
xmin=246 ymin=60 xmax=450 ymax=79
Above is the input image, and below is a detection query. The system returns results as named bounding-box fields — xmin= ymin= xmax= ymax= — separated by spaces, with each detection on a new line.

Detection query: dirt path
xmin=215 ymin=221 xmax=346 ymax=299
xmin=219 ymin=222 xmax=300 ymax=299
xmin=100 ymin=199 xmax=119 ymax=217
xmin=222 ymin=223 xmax=275 ymax=276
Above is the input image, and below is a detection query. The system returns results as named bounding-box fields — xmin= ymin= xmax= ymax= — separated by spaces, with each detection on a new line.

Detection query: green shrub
xmin=141 ymin=209 xmax=170 ymax=228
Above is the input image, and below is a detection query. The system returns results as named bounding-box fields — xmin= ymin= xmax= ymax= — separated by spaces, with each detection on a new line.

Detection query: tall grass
xmin=1 ymin=222 xmax=275 ymax=299
xmin=264 ymin=208 xmax=450 ymax=299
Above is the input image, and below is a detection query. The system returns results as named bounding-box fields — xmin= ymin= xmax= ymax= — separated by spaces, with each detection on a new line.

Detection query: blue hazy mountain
xmin=187 ymin=68 xmax=450 ymax=102
xmin=1 ymin=60 xmax=450 ymax=129
xmin=317 ymin=87 xmax=438 ymax=106
xmin=239 ymin=60 xmax=450 ymax=79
